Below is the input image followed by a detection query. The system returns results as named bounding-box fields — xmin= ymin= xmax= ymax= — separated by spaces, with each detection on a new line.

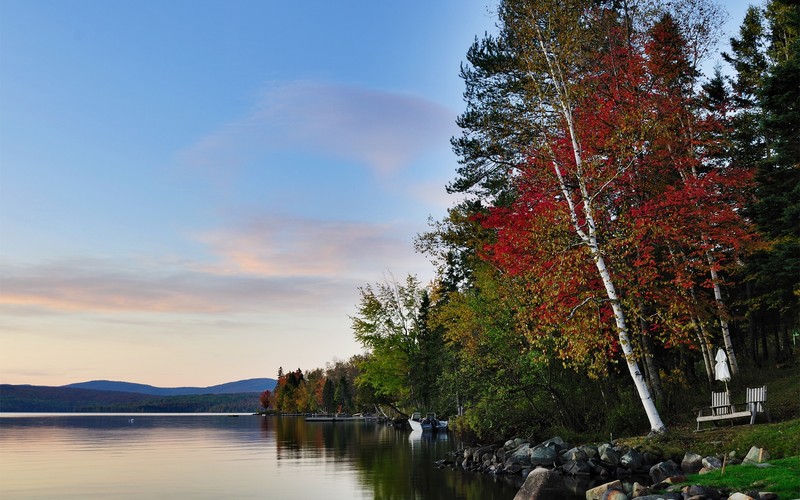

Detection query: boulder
xmin=585 ymin=479 xmax=623 ymax=500
xmin=473 ymin=445 xmax=495 ymax=463
xmin=601 ymin=447 xmax=622 ymax=466
xmin=512 ymin=467 xmax=564 ymax=500
xmin=563 ymin=446 xmax=588 ymax=462
xmin=581 ymin=444 xmax=599 ymax=459
xmin=681 ymin=452 xmax=703 ymax=473
xmin=686 ymin=485 xmax=721 ymax=499
xmin=505 ymin=444 xmax=532 ymax=467
xmin=539 ymin=436 xmax=568 ymax=451
xmin=634 ymin=495 xmax=682 ymax=500
xmin=702 ymin=456 xmax=722 ymax=470
xmin=601 ymin=490 xmax=629 ymax=500
xmin=530 ymin=444 xmax=559 ymax=467
xmin=649 ymin=460 xmax=682 ymax=484
xmin=620 ymin=449 xmax=643 ymax=470
xmin=630 ymin=481 xmax=649 ymax=497
xmin=743 ymin=446 xmax=770 ymax=464
xmin=562 ymin=459 xmax=592 ymax=476
xmin=726 ymin=493 xmax=756 ymax=500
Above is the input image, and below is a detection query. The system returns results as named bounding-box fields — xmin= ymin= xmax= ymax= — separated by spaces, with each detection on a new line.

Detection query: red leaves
xmin=475 ymin=15 xmax=757 ymax=369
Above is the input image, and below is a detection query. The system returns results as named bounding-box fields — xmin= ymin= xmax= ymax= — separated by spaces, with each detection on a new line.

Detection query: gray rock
xmin=601 ymin=447 xmax=622 ymax=466
xmin=512 ymin=467 xmax=564 ymax=500
xmin=630 ymin=482 xmax=648 ymax=497
xmin=585 ymin=479 xmax=622 ymax=500
xmin=539 ymin=436 xmax=568 ymax=451
xmin=561 ymin=459 xmax=591 ymax=476
xmin=505 ymin=444 xmax=532 ymax=467
xmin=581 ymin=444 xmax=599 ymax=459
xmin=702 ymin=456 xmax=722 ymax=470
xmin=743 ymin=446 xmax=770 ymax=464
xmin=562 ymin=446 xmax=588 ymax=462
xmin=472 ymin=445 xmax=495 ymax=463
xmin=634 ymin=495 xmax=682 ymax=500
xmin=620 ymin=449 xmax=643 ymax=470
xmin=681 ymin=452 xmax=703 ymax=473
xmin=686 ymin=485 xmax=721 ymax=499
xmin=530 ymin=444 xmax=559 ymax=467
xmin=649 ymin=460 xmax=682 ymax=484
xmin=507 ymin=443 xmax=530 ymax=458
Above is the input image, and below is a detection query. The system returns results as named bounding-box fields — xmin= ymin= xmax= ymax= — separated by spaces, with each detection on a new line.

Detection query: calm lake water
xmin=0 ymin=414 xmax=522 ymax=499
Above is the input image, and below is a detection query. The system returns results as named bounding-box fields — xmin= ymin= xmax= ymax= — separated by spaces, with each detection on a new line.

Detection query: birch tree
xmin=481 ymin=0 xmax=667 ymax=434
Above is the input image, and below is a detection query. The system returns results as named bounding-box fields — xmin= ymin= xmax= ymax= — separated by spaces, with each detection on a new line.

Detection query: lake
xmin=0 ymin=414 xmax=523 ymax=499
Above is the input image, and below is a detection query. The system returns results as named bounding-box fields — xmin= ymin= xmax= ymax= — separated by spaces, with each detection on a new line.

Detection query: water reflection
xmin=0 ymin=415 xmax=519 ymax=499
xmin=265 ymin=417 xmax=521 ymax=499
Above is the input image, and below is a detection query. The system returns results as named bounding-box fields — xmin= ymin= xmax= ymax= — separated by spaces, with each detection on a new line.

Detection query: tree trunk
xmin=696 ymin=320 xmax=715 ymax=383
xmin=706 ymin=250 xmax=739 ymax=376
xmin=638 ymin=306 xmax=664 ymax=405
xmin=594 ymin=251 xmax=667 ymax=434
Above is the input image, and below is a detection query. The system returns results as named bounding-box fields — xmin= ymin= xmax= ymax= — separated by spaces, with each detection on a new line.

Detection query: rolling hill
xmin=0 ymin=378 xmax=277 ymax=412
xmin=64 ymin=378 xmax=277 ymax=396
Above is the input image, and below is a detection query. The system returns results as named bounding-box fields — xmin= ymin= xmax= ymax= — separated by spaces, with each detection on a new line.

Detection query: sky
xmin=1 ymin=0 xmax=753 ymax=388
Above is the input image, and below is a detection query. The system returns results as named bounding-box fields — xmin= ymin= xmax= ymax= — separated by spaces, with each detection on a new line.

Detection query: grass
xmin=678 ymin=456 xmax=800 ymax=498
xmin=618 ymin=360 xmax=800 ymax=497
xmin=619 ymin=419 xmax=800 ymax=462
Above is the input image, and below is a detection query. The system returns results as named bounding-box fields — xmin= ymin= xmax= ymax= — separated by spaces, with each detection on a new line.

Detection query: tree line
xmin=274 ymin=0 xmax=798 ymax=440
xmin=264 ymin=361 xmax=362 ymax=414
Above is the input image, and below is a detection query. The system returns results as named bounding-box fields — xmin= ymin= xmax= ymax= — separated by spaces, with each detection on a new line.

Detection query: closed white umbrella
xmin=715 ymin=348 xmax=731 ymax=393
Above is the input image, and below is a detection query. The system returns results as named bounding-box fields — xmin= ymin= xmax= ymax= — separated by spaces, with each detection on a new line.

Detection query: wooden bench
xmin=695 ymin=386 xmax=769 ymax=431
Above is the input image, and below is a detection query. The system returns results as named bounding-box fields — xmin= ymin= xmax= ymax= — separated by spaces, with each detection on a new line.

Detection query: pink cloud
xmin=0 ymin=259 xmax=356 ymax=315
xmin=178 ymin=81 xmax=458 ymax=175
xmin=197 ymin=214 xmax=424 ymax=279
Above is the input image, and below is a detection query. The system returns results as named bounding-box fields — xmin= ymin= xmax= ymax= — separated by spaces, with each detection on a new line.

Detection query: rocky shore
xmin=439 ymin=436 xmax=781 ymax=499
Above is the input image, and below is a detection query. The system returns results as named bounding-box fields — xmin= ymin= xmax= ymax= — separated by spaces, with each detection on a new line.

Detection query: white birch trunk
xmin=706 ymin=251 xmax=739 ymax=376
xmin=593 ymin=249 xmax=667 ymax=433
xmin=549 ymin=135 xmax=667 ymax=433
xmin=527 ymin=8 xmax=667 ymax=434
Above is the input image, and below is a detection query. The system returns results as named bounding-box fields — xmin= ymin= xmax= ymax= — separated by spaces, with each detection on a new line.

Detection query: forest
xmin=268 ymin=0 xmax=798 ymax=441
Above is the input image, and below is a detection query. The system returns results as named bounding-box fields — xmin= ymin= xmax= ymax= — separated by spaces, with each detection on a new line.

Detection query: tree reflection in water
xmin=262 ymin=416 xmax=520 ymax=499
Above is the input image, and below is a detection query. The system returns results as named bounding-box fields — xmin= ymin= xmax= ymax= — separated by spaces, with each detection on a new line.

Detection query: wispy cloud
xmin=0 ymin=215 xmax=429 ymax=315
xmin=178 ymin=81 xmax=457 ymax=175
xmin=0 ymin=259 xmax=353 ymax=315
xmin=197 ymin=213 xmax=423 ymax=278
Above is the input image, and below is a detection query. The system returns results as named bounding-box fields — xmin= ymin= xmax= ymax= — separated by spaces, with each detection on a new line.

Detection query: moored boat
xmin=408 ymin=412 xmax=447 ymax=432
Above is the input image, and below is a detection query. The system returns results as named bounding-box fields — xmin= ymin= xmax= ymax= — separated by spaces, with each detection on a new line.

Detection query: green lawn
xmin=679 ymin=456 xmax=800 ymax=498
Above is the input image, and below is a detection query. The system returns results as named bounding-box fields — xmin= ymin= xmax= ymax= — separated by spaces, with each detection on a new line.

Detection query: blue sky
xmin=1 ymin=0 xmax=752 ymax=387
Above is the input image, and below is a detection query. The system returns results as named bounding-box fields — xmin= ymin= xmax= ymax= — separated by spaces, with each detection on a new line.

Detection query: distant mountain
xmin=63 ymin=378 xmax=277 ymax=396
xmin=0 ymin=384 xmax=265 ymax=413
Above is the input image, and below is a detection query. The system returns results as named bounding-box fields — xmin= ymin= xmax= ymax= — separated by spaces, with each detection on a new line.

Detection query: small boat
xmin=408 ymin=412 xmax=447 ymax=432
